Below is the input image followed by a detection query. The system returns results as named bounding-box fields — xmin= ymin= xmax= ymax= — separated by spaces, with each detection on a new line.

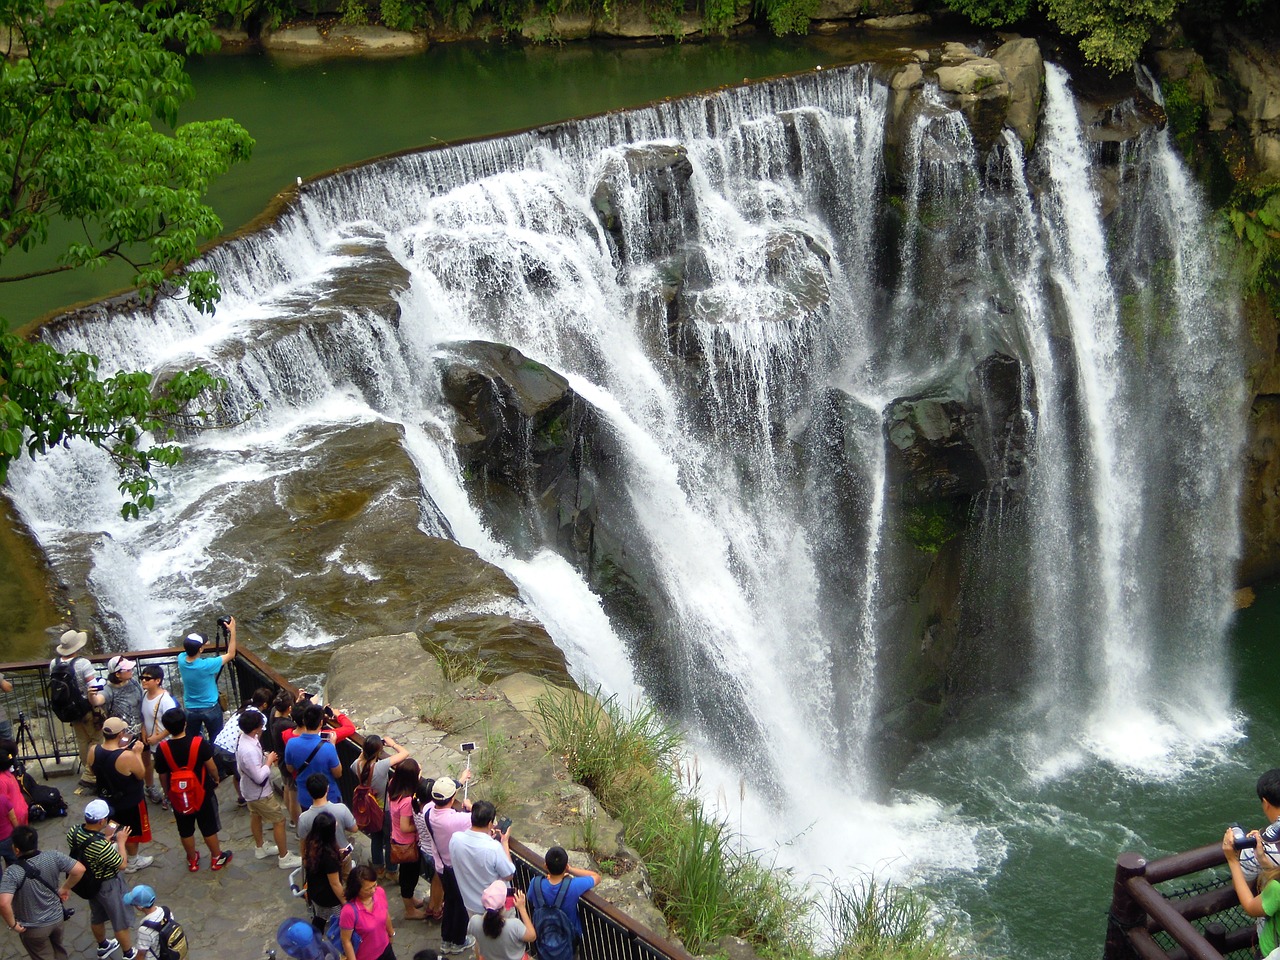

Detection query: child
xmin=123 ymin=884 xmax=181 ymax=959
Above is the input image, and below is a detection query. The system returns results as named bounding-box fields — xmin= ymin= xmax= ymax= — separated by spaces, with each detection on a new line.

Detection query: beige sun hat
xmin=55 ymin=629 xmax=88 ymax=656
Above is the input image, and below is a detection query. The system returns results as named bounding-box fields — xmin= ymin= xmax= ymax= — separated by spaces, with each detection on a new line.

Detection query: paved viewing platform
xmin=9 ymin=776 xmax=449 ymax=960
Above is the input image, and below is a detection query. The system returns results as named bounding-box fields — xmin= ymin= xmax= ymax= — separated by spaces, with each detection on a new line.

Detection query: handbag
xmin=390 ymin=840 xmax=418 ymax=864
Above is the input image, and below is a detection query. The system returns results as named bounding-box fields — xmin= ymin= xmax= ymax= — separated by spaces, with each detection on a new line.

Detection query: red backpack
xmin=352 ymin=760 xmax=384 ymax=834
xmin=159 ymin=737 xmax=207 ymax=815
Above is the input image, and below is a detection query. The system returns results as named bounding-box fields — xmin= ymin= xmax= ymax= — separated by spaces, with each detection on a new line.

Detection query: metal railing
xmin=1104 ymin=844 xmax=1258 ymax=960
xmin=0 ymin=644 xmax=692 ymax=960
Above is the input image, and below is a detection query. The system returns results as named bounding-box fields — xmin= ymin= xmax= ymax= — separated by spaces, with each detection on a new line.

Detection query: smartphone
xmin=460 ymin=741 xmax=476 ymax=752
xmin=104 ymin=821 xmax=119 ymax=838
xmin=496 ymin=816 xmax=512 ymax=834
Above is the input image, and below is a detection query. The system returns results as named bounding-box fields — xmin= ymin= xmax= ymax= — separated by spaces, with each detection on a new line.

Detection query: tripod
xmin=12 ymin=711 xmax=47 ymax=780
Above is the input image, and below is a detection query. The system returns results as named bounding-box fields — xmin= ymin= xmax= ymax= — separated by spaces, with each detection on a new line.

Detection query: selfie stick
xmin=464 ymin=750 xmax=472 ymax=802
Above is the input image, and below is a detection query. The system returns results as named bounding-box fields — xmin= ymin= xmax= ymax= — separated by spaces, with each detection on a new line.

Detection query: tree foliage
xmin=0 ymin=0 xmax=250 ymax=515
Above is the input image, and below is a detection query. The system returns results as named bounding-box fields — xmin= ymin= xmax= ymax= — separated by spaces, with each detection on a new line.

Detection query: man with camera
xmin=67 ymin=798 xmax=137 ymax=959
xmin=87 ymin=719 xmax=153 ymax=874
xmin=0 ymin=825 xmax=86 ymax=960
xmin=176 ymin=616 xmax=237 ymax=743
xmin=449 ymin=800 xmax=515 ymax=917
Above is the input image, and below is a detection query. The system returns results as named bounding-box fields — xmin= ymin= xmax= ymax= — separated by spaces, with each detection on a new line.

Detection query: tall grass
xmin=534 ymin=689 xmax=963 ymax=959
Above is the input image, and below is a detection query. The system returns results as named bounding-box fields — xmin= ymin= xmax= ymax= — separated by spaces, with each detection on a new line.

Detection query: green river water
xmin=2 ymin=38 xmax=1276 ymax=960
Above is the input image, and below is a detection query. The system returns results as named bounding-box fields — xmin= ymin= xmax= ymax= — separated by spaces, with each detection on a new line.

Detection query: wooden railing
xmin=1104 ymin=844 xmax=1257 ymax=960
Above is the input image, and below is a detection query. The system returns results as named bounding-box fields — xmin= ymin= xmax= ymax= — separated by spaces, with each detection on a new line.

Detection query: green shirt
xmin=65 ymin=824 xmax=122 ymax=880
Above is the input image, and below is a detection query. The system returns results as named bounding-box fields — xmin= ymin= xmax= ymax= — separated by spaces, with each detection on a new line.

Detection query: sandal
xmin=187 ymin=854 xmax=200 ymax=872
xmin=211 ymin=851 xmax=233 ymax=871
xmin=424 ymin=907 xmax=444 ymax=922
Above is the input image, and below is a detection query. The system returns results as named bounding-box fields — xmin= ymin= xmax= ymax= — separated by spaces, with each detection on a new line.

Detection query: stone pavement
xmin=2 ymin=777 xmax=449 ymax=960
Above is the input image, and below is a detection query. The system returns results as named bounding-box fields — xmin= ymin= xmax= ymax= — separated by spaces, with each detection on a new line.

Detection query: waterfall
xmin=4 ymin=57 xmax=1247 ymax=909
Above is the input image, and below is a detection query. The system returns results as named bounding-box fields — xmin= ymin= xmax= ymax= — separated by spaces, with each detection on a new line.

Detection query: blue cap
xmin=276 ymin=918 xmax=325 ymax=960
xmin=123 ymin=885 xmax=156 ymax=908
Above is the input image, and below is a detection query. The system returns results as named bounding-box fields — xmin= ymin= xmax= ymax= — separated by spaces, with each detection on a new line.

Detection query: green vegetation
xmin=535 ymin=688 xmax=964 ymax=959
xmin=1226 ymin=183 xmax=1280 ymax=304
xmin=904 ymin=503 xmax=960 ymax=555
xmin=0 ymin=0 xmax=252 ymax=516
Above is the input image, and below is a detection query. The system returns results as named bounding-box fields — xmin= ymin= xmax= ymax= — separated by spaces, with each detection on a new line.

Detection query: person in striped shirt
xmin=67 ymin=798 xmax=137 ymax=959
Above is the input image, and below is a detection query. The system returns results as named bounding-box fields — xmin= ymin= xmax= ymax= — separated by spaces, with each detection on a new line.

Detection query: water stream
xmin=2 ymin=54 xmax=1254 ymax=959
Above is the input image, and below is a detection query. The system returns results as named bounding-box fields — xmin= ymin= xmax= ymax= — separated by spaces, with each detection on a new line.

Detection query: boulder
xmin=992 ymin=37 xmax=1043 ymax=150
xmin=935 ymin=58 xmax=1011 ymax=149
xmin=935 ymin=58 xmax=1005 ymax=96
xmin=860 ymin=13 xmax=931 ymax=29
xmin=592 ymin=143 xmax=696 ymax=263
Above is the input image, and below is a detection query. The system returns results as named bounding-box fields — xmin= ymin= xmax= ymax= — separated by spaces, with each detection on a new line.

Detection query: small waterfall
xmin=4 ymin=57 xmax=1248 ymax=913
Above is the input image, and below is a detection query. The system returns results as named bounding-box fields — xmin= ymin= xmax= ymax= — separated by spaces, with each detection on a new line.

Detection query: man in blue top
xmin=532 ymin=845 xmax=600 ymax=940
xmin=283 ymin=705 xmax=341 ymax=811
xmin=176 ymin=616 xmax=236 ymax=742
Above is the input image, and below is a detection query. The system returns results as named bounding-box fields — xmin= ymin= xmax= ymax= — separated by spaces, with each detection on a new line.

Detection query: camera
xmin=1231 ymin=823 xmax=1254 ymax=850
xmin=216 ymin=616 xmax=231 ymax=641
xmin=496 ymin=816 xmax=512 ymax=834
xmin=62 ymin=906 xmax=75 ymax=920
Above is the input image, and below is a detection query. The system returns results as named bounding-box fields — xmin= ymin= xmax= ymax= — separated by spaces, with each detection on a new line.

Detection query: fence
xmin=1104 ymin=844 xmax=1259 ymax=960
xmin=0 ymin=644 xmax=694 ymax=960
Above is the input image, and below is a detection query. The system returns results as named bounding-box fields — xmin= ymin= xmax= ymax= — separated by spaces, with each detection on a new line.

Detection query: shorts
xmin=89 ymin=875 xmax=131 ymax=932
xmin=247 ymin=793 xmax=286 ymax=824
xmin=115 ymin=800 xmax=152 ymax=844
xmin=174 ymin=791 xmax=221 ymax=839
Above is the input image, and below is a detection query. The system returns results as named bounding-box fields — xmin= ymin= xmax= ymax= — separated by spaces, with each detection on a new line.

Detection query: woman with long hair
xmin=270 ymin=691 xmax=300 ymax=824
xmin=303 ymin=811 xmax=345 ymax=927
xmin=387 ymin=757 xmax=426 ymax=920
xmin=468 ymin=880 xmax=535 ymax=960
xmin=352 ymin=733 xmax=410 ymax=878
xmin=340 ymin=863 xmax=396 ymax=960
xmin=410 ymin=782 xmax=443 ymax=920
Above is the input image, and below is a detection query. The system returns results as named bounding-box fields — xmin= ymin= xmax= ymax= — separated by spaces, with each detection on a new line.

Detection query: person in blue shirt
xmin=283 ymin=705 xmax=342 ymax=811
xmin=531 ymin=845 xmax=601 ymax=941
xmin=176 ymin=616 xmax=237 ymax=742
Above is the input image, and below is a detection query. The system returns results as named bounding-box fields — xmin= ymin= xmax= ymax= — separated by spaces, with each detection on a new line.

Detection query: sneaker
xmin=145 ymin=785 xmax=164 ymax=804
xmin=124 ymin=854 xmax=154 ymax=873
xmin=122 ymin=950 xmax=138 ymax=960
xmin=96 ymin=938 xmax=119 ymax=958
xmin=187 ymin=853 xmax=200 ymax=872
xmin=441 ymin=936 xmax=476 ymax=954
xmin=277 ymin=852 xmax=302 ymax=869
xmin=254 ymin=845 xmax=274 ymax=860
xmin=211 ymin=850 xmax=232 ymax=870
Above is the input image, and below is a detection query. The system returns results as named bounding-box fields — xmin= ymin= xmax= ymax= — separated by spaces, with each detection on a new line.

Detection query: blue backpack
xmin=325 ymin=912 xmax=360 ymax=957
xmin=528 ymin=878 xmax=575 ymax=960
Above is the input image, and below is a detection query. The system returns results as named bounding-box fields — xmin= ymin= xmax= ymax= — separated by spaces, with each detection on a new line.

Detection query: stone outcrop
xmin=325 ymin=633 xmax=670 ymax=936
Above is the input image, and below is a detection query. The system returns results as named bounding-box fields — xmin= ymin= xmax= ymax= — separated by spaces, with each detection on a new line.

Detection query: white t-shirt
xmin=135 ymin=905 xmax=165 ymax=958
xmin=141 ymin=691 xmax=178 ymax=753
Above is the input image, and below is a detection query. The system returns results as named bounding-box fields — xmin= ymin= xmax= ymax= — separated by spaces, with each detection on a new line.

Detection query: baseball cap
xmin=123 ymin=885 xmax=156 ymax=908
xmin=431 ymin=777 xmax=459 ymax=801
xmin=107 ymin=656 xmax=136 ymax=674
xmin=481 ymin=880 xmax=507 ymax=911
xmin=102 ymin=717 xmax=129 ymax=737
xmin=183 ymin=633 xmax=206 ymax=650
xmin=84 ymin=799 xmax=111 ymax=822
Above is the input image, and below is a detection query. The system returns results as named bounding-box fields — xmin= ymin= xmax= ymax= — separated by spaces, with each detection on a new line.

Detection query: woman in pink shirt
xmin=0 ymin=752 xmax=28 ymax=830
xmin=340 ymin=864 xmax=396 ymax=960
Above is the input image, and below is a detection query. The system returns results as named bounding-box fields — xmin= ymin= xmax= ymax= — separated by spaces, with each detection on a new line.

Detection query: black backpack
xmin=16 ymin=763 xmax=67 ymax=820
xmin=141 ymin=906 xmax=189 ymax=960
xmin=49 ymin=660 xmax=90 ymax=723
xmin=65 ymin=828 xmax=104 ymax=900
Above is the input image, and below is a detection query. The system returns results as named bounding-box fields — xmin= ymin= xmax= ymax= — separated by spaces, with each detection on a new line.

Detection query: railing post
xmin=1104 ymin=851 xmax=1148 ymax=960
xmin=1203 ymin=921 xmax=1227 ymax=955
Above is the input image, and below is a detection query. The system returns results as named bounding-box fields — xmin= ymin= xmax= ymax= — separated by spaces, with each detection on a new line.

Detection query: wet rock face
xmin=592 ymin=143 xmax=695 ymax=265
xmin=885 ymin=353 xmax=1033 ymax=508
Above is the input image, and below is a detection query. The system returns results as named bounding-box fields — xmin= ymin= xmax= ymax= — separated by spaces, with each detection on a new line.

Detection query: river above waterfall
xmin=2 ymin=40 xmax=1267 ymax=960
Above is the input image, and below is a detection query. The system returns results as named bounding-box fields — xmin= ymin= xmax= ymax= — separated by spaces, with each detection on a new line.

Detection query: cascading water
xmin=4 ymin=55 xmax=1248 ymax=957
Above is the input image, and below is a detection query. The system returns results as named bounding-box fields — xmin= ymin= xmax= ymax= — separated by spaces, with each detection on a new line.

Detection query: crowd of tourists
xmin=0 ymin=623 xmax=601 ymax=960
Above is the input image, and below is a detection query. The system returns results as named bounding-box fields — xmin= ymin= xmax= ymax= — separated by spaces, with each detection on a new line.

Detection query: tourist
xmin=299 ymin=772 xmax=357 ymax=856
xmin=468 ymin=880 xmax=535 ymax=960
xmin=175 ymin=615 xmax=237 ymax=742
xmin=449 ymin=800 xmax=514 ymax=917
xmin=0 ymin=671 xmax=15 ymax=744
xmin=236 ymin=709 xmax=302 ymax=869
xmin=426 ymin=774 xmax=474 ymax=954
xmin=269 ymin=691 xmax=301 ymax=823
xmin=338 ymin=863 xmax=396 ymax=960
xmin=122 ymin=884 xmax=185 ymax=960
xmin=387 ymin=759 xmax=426 ymax=921
xmin=303 ymin=811 xmax=346 ymax=929
xmin=154 ymin=706 xmax=231 ymax=872
xmin=96 ymin=657 xmax=143 ymax=740
xmin=214 ymin=686 xmax=274 ymax=806
xmin=0 ymin=825 xmax=86 ymax=960
xmin=528 ymin=845 xmax=601 ymax=954
xmin=410 ymin=782 xmax=443 ymax=920
xmin=67 ymin=798 xmax=138 ymax=959
xmin=0 ymin=749 xmax=28 ymax=847
xmin=137 ymin=665 xmax=177 ymax=808
xmin=351 ymin=734 xmax=410 ymax=877
xmin=87 ymin=718 xmax=154 ymax=873
xmin=284 ymin=705 xmax=342 ymax=813
xmin=0 ymin=774 xmax=17 ymax=869
xmin=48 ymin=629 xmax=103 ymax=788
xmin=1224 ymin=768 xmax=1280 ymax=956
